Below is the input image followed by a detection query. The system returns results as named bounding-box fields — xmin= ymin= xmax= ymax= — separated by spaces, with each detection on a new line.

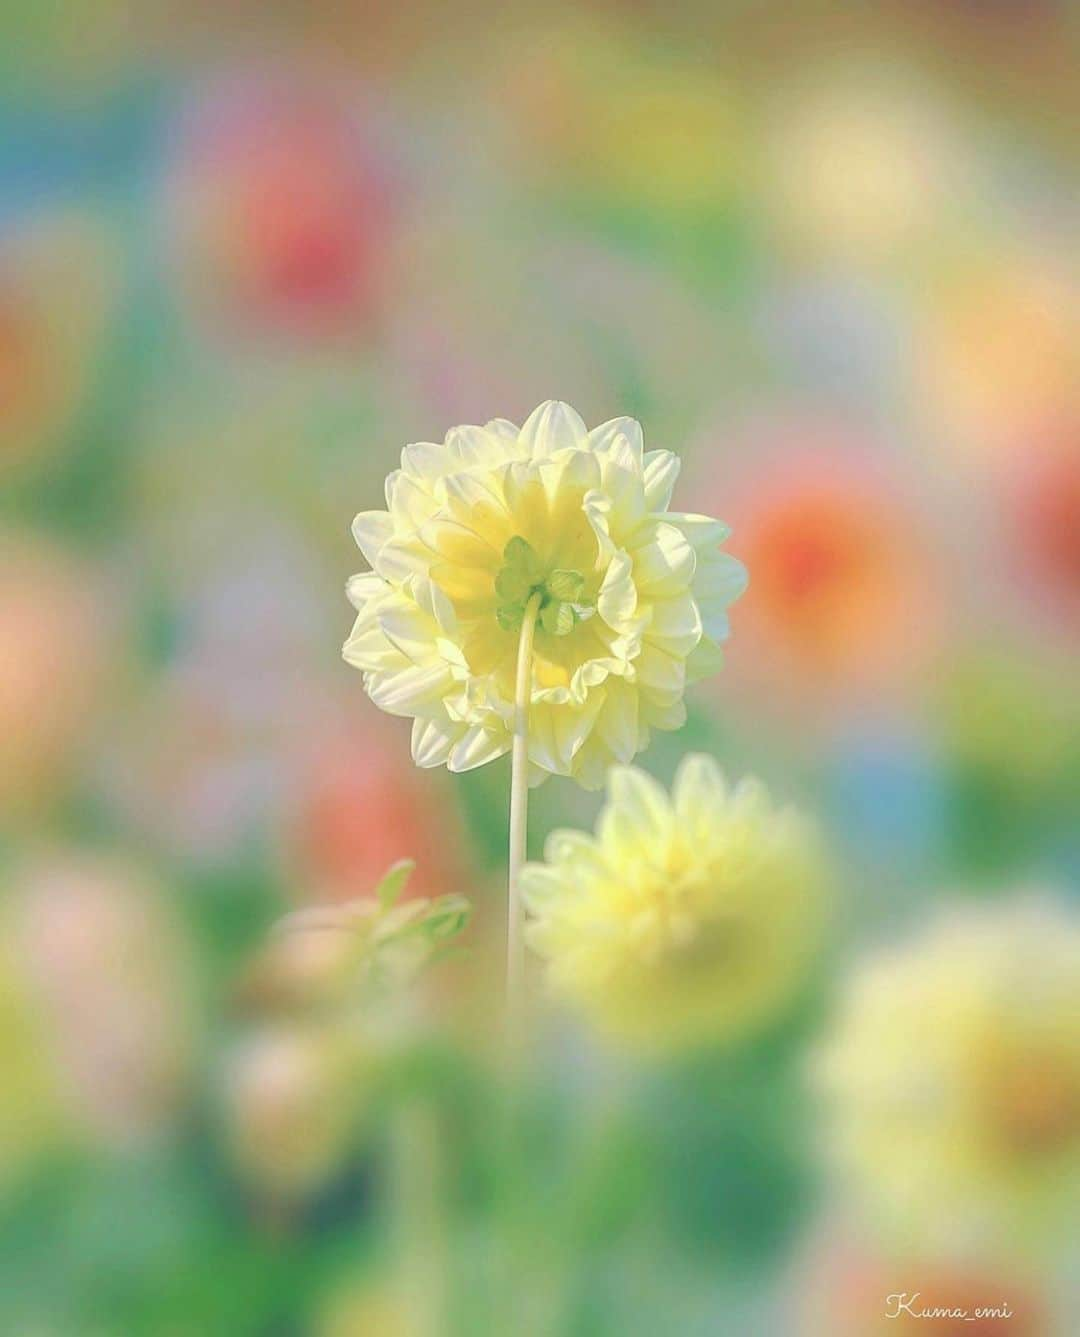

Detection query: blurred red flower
xmin=166 ymin=75 xmax=392 ymax=344
xmin=283 ymin=714 xmax=470 ymax=906
xmin=1003 ymin=429 xmax=1080 ymax=628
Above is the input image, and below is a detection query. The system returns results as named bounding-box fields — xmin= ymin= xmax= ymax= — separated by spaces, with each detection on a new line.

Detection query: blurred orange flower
xmin=0 ymin=213 xmax=117 ymax=479
xmin=918 ymin=246 xmax=1077 ymax=458
xmin=0 ymin=532 xmax=113 ymax=817
xmin=716 ymin=438 xmax=937 ymax=713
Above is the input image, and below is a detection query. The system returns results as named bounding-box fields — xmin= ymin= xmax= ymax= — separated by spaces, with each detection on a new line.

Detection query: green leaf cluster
xmin=493 ymin=536 xmax=593 ymax=638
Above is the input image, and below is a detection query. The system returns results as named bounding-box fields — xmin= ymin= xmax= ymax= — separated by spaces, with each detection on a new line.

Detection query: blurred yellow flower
xmin=817 ymin=899 xmax=1080 ymax=1258
xmin=344 ymin=402 xmax=745 ymax=787
xmin=521 ymin=755 xmax=826 ymax=1051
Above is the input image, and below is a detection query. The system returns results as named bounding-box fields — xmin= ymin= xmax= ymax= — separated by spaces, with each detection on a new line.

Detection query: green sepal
xmin=502 ymin=535 xmax=544 ymax=583
xmin=540 ymin=599 xmax=578 ymax=637
xmin=547 ymin=568 xmax=586 ymax=602
xmin=496 ymin=603 xmax=524 ymax=632
xmin=495 ymin=563 xmax=530 ymax=604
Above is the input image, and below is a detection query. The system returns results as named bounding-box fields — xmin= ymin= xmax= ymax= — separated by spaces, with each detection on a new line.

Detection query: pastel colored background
xmin=1 ymin=3 xmax=1077 ymax=1332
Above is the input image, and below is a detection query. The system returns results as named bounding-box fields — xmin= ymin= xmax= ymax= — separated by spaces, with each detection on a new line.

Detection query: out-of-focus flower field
xmin=1 ymin=3 xmax=1077 ymax=1333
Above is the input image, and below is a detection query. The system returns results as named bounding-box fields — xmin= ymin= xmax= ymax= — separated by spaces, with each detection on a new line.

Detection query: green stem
xmin=393 ymin=1100 xmax=445 ymax=1337
xmin=507 ymin=590 xmax=542 ymax=1042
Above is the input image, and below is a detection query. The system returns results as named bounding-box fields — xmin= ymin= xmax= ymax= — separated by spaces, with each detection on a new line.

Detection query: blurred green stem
xmin=507 ymin=591 xmax=541 ymax=1043
xmin=394 ymin=1100 xmax=445 ymax=1337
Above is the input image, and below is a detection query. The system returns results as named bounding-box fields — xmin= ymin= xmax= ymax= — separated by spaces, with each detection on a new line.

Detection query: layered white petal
xmin=343 ymin=403 xmax=744 ymax=784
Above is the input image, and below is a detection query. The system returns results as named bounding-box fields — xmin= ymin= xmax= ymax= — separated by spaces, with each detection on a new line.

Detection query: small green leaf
xmin=374 ymin=858 xmax=415 ymax=910
xmin=540 ymin=600 xmax=578 ymax=637
xmin=424 ymin=894 xmax=472 ymax=940
xmin=547 ymin=569 xmax=585 ymax=602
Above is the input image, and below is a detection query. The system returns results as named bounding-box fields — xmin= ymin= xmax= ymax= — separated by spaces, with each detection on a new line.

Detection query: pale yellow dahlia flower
xmin=521 ymin=755 xmax=826 ymax=1051
xmin=816 ymin=899 xmax=1080 ymax=1258
xmin=343 ymin=402 xmax=746 ymax=788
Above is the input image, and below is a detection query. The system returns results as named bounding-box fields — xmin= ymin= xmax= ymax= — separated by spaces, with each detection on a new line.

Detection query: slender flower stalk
xmin=507 ymin=591 xmax=542 ymax=1031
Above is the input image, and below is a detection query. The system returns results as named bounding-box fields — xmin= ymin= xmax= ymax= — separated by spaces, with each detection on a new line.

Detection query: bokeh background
xmin=2 ymin=2 xmax=1078 ymax=1333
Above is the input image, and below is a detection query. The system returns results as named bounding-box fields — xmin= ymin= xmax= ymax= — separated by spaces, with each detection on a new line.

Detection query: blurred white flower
xmin=343 ymin=402 xmax=745 ymax=787
xmin=816 ymin=898 xmax=1080 ymax=1259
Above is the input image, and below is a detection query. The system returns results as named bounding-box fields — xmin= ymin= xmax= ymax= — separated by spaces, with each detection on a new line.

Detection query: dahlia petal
xmin=632 ymin=522 xmax=696 ymax=595
xmin=374 ymin=536 xmax=436 ymax=585
xmin=640 ymin=695 xmax=687 ymax=732
xmin=342 ymin=620 xmax=400 ymax=672
xmin=685 ymin=635 xmax=725 ymax=683
xmin=593 ymin=679 xmax=640 ymax=764
xmin=696 ymin=550 xmax=748 ymax=604
xmin=519 ymin=864 xmax=573 ymax=912
xmin=345 ymin=571 xmax=385 ymax=610
xmin=636 ymin=642 xmax=686 ymax=695
xmin=731 ymin=776 xmax=771 ymax=819
xmin=647 ymin=591 xmax=703 ymax=657
xmin=667 ymin=512 xmax=732 ymax=548
xmin=485 ymin=418 xmax=521 ymax=445
xmin=582 ymin=490 xmax=617 ymax=561
xmin=440 ymin=473 xmax=514 ymax=544
xmin=541 ymin=446 xmax=602 ymax=500
xmin=544 ymin=828 xmax=607 ymax=873
xmin=674 ymin=756 xmax=729 ymax=821
xmin=642 ymin=450 xmax=681 ymax=511
xmin=367 ymin=661 xmax=453 ymax=715
xmin=400 ymin=441 xmax=453 ymax=481
xmin=529 ymin=701 xmax=572 ymax=774
xmin=376 ymin=603 xmax=440 ymax=664
xmin=446 ymin=424 xmax=511 ymax=469
xmin=351 ymin=510 xmax=394 ymax=566
xmin=519 ymin=400 xmax=588 ymax=456
xmin=587 ymin=416 xmax=644 ymax=467
xmin=598 ymin=461 xmax=648 ymax=539
xmin=597 ymin=550 xmax=638 ymax=626
xmin=411 ymin=577 xmax=459 ymax=635
xmin=411 ymin=716 xmax=458 ymax=768
xmin=567 ymin=741 xmax=612 ymax=791
xmin=602 ymin=765 xmax=672 ymax=844
xmin=448 ymin=724 xmax=509 ymax=772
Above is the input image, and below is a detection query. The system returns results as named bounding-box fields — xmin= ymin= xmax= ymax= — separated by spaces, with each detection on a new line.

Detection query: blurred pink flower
xmin=5 ymin=854 xmax=196 ymax=1150
xmin=222 ymin=1023 xmax=365 ymax=1198
xmin=165 ymin=74 xmax=392 ymax=344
